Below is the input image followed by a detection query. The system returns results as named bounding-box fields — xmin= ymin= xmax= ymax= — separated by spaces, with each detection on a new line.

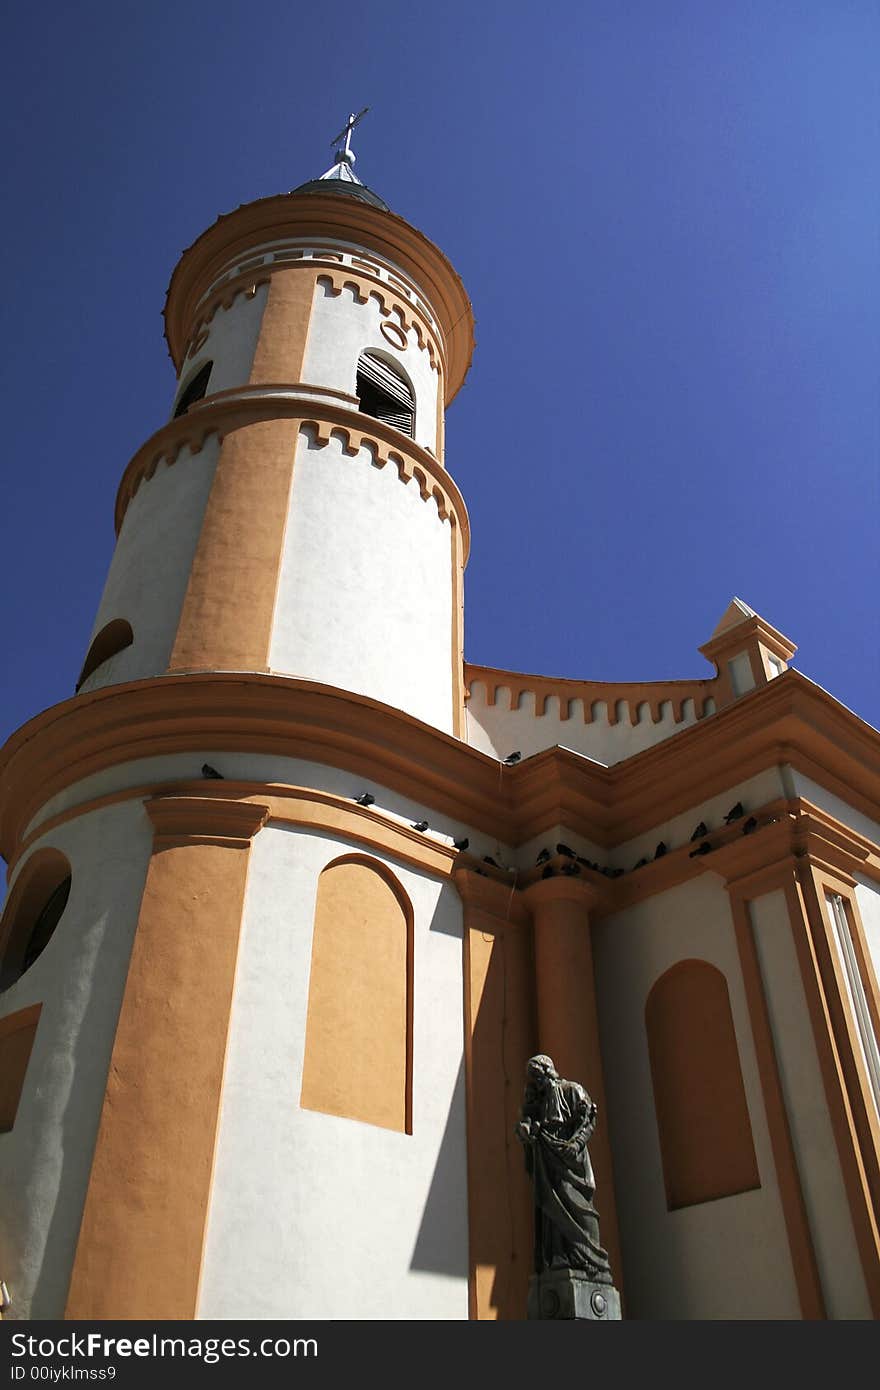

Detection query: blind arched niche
xmin=300 ymin=855 xmax=414 ymax=1133
xmin=645 ymin=958 xmax=759 ymax=1210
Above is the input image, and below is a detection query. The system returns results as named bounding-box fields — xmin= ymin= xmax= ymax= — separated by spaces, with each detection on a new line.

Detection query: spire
xmin=290 ymin=107 xmax=389 ymax=210
xmin=318 ymin=107 xmax=370 ymax=187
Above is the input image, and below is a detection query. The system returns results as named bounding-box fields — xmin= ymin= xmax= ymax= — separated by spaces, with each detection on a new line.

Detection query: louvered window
xmin=356 ymin=352 xmax=415 ymax=438
xmin=173 ymin=361 xmax=213 ymax=419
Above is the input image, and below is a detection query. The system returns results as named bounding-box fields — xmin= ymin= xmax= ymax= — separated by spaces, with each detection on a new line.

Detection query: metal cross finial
xmin=330 ymin=107 xmax=369 ymax=165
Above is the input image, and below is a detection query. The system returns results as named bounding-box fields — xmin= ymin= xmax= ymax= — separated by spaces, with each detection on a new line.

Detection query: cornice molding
xmin=1 ymin=671 xmax=878 ymax=872
xmin=145 ymin=795 xmax=270 ymax=848
xmin=113 ymin=394 xmax=470 ymax=561
xmin=163 ymin=192 xmax=475 ymax=402
xmin=179 ymin=260 xmax=445 ymax=385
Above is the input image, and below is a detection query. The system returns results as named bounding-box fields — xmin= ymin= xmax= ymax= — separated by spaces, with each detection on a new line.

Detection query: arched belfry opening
xmin=173 ymin=361 xmax=213 ymax=419
xmin=356 ymin=350 xmax=415 ymax=438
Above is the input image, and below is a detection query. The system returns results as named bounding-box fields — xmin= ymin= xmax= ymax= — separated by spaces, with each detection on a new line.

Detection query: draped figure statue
xmin=516 ymin=1054 xmax=613 ymax=1282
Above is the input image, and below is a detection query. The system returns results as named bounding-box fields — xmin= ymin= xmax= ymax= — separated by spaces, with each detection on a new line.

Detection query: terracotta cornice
xmin=113 ymin=391 xmax=470 ymax=562
xmin=145 ymin=795 xmax=270 ymax=848
xmin=1 ymin=672 xmax=879 ymax=874
xmin=163 ymin=192 xmax=475 ymax=402
xmin=522 ymin=874 xmax=609 ymax=914
xmin=452 ymin=865 xmax=530 ymax=929
xmin=698 ymin=614 xmax=797 ymax=669
xmin=709 ymin=800 xmax=877 ymax=895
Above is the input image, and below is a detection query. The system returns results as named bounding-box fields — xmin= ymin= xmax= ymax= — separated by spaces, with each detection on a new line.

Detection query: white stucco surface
xmin=789 ymin=771 xmax=880 ymax=848
xmin=465 ymin=683 xmax=712 ymax=764
xmin=302 ymin=279 xmax=440 ymax=451
xmin=0 ymin=802 xmax=152 ymax=1319
xmin=610 ymin=768 xmax=786 ymax=869
xmin=79 ymin=439 xmax=220 ymax=692
xmin=197 ymin=824 xmax=468 ymax=1319
xmin=21 ymin=751 xmax=482 ymax=857
xmin=269 ymin=431 xmax=454 ymax=730
xmin=749 ymin=890 xmax=871 ymax=1317
xmin=172 ymin=283 xmax=269 ymax=409
xmin=593 ymin=875 xmax=801 ymax=1319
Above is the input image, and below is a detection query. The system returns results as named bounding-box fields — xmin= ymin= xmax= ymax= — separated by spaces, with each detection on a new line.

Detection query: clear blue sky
xmin=1 ymin=0 xmax=877 ymax=753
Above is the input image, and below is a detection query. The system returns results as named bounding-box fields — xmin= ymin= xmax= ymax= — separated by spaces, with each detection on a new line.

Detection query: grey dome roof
xmin=290 ymin=177 xmax=389 ymax=212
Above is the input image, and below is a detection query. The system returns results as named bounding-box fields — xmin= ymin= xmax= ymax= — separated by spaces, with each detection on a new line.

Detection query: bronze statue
xmin=516 ymin=1054 xmax=612 ymax=1283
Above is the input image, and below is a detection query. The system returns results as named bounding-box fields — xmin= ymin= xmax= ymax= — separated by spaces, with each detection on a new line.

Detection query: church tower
xmin=0 ymin=126 xmax=481 ymax=1320
xmin=3 ymin=120 xmax=879 ymax=1324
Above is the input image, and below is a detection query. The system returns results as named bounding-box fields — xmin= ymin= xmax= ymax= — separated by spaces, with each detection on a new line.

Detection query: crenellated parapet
xmin=465 ymin=599 xmax=797 ymax=766
xmin=114 ymin=388 xmax=469 ymax=547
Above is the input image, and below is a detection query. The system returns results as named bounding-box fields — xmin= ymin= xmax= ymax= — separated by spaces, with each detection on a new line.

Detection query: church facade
xmin=1 ymin=148 xmax=879 ymax=1321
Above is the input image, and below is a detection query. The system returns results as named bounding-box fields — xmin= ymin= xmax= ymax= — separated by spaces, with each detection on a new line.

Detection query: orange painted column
xmin=454 ymin=867 xmax=534 ymax=1321
xmin=726 ymin=877 xmax=825 ymax=1319
xmin=65 ymin=794 xmax=269 ymax=1321
xmin=522 ymin=876 xmax=623 ymax=1292
xmin=168 ymin=418 xmax=301 ymax=673
xmin=783 ymin=861 xmax=880 ymax=1314
xmin=247 ymin=268 xmax=316 ymax=384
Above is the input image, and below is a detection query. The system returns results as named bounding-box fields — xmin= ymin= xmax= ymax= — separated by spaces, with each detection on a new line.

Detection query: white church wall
xmin=79 ymin=439 xmax=221 ymax=692
xmin=172 ymin=282 xmax=269 ymax=406
xmin=302 ymin=278 xmax=440 ymax=452
xmin=465 ymin=683 xmax=709 ymax=764
xmin=197 ymin=823 xmax=468 ymax=1320
xmin=0 ymin=802 xmax=152 ymax=1319
xmin=269 ymin=430 xmax=454 ymax=731
xmin=593 ymin=875 xmax=801 ymax=1319
xmin=609 ymin=768 xmax=786 ymax=870
xmin=747 ymin=890 xmax=871 ymax=1317
xmin=20 ymin=751 xmax=485 ymax=856
xmin=788 ymin=770 xmax=880 ymax=848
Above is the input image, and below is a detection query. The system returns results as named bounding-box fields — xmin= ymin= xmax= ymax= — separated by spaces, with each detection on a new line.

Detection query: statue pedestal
xmin=527 ymin=1269 xmax=622 ymax=1321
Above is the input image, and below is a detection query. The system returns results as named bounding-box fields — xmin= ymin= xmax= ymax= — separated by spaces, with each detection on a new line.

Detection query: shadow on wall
xmin=438 ymin=907 xmax=536 ymax=1320
xmin=25 ymin=837 xmax=150 ymax=1319
xmin=409 ymin=1057 xmax=468 ymax=1278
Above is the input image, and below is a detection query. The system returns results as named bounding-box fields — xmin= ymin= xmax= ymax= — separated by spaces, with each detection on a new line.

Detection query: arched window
xmin=76 ymin=618 xmax=134 ymax=691
xmin=173 ymin=361 xmax=213 ymax=419
xmin=300 ymin=855 xmax=413 ymax=1132
xmin=0 ymin=849 xmax=72 ymax=990
xmin=645 ymin=959 xmax=759 ymax=1210
xmin=356 ymin=350 xmax=415 ymax=438
xmin=0 ymin=1004 xmax=42 ymax=1132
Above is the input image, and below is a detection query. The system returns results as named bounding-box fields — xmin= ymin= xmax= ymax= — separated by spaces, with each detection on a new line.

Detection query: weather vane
xmin=330 ymin=108 xmax=369 ymax=167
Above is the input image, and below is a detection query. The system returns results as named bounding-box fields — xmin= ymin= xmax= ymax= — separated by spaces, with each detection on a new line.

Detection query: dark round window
xmin=21 ymin=876 xmax=71 ymax=973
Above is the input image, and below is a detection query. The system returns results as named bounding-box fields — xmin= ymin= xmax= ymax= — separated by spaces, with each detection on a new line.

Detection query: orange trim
xmin=645 ymin=959 xmax=760 ymax=1210
xmin=521 ymin=877 xmax=623 ymax=1293
xmin=0 ymin=1003 xmax=42 ymax=1134
xmin=315 ymin=268 xmax=444 ymax=373
xmin=163 ymin=192 xmax=475 ymax=404
xmin=300 ymin=855 xmax=414 ymax=1133
xmin=843 ymin=887 xmax=880 ymax=1062
xmin=0 ymin=848 xmax=71 ymax=989
xmin=454 ymin=866 xmax=533 ymax=1321
xmin=65 ymin=796 xmax=269 ymax=1321
xmin=114 ymin=395 xmax=470 ymax=560
xmin=782 ymin=870 xmax=880 ymax=1315
xmin=451 ymin=519 xmax=465 ymax=739
xmin=465 ymin=663 xmax=718 ymax=725
xmin=247 ymin=268 xmax=315 ymax=385
xmin=728 ymin=890 xmax=826 ymax=1317
xmin=14 ymin=783 xmax=460 ymax=883
xmin=804 ymin=871 xmax=880 ymax=1226
xmin=168 ymin=418 xmax=300 ymax=673
xmin=3 ymin=671 xmax=880 ymax=872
